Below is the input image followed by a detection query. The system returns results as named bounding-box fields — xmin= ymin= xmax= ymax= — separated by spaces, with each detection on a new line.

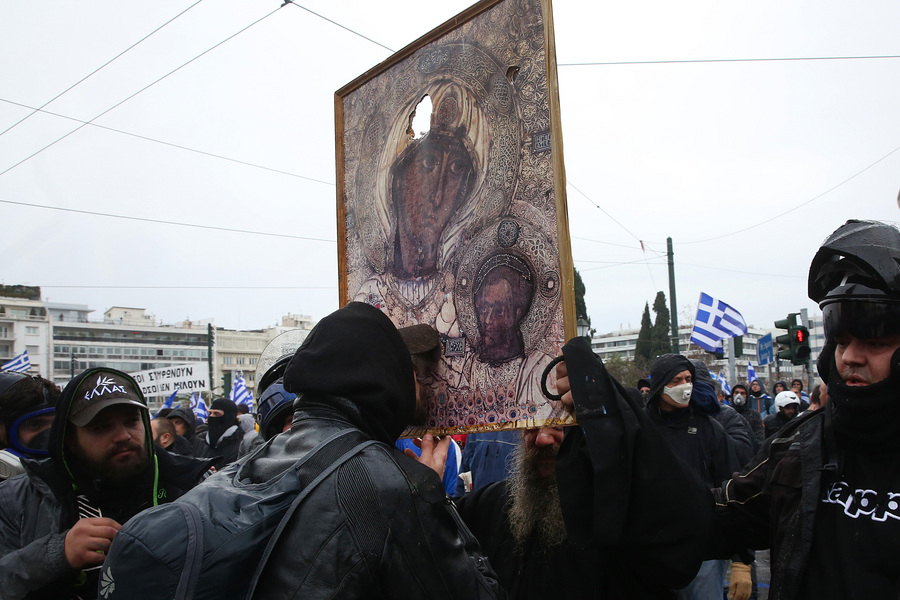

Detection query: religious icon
xmin=336 ymin=0 xmax=575 ymax=435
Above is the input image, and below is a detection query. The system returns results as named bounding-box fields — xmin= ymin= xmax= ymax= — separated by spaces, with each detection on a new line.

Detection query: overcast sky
xmin=1 ymin=0 xmax=898 ymax=335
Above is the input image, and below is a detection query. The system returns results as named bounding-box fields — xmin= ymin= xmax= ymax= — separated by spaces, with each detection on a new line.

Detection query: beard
xmin=68 ymin=438 xmax=150 ymax=487
xmin=506 ymin=441 xmax=567 ymax=553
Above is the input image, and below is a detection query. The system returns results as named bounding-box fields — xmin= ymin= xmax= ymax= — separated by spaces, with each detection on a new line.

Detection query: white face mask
xmin=733 ymin=393 xmax=745 ymax=406
xmin=663 ymin=382 xmax=692 ymax=406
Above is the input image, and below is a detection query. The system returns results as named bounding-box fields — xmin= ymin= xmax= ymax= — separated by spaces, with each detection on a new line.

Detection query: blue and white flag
xmin=690 ymin=293 xmax=748 ymax=353
xmin=231 ymin=373 xmax=253 ymax=410
xmin=154 ymin=388 xmax=179 ymax=418
xmin=192 ymin=393 xmax=209 ymax=423
xmin=1 ymin=350 xmax=30 ymax=373
xmin=716 ymin=371 xmax=732 ymax=396
xmin=747 ymin=362 xmax=758 ymax=383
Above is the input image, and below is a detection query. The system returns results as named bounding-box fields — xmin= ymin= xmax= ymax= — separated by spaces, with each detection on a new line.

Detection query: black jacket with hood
xmin=0 ymin=368 xmax=218 ymax=600
xmin=247 ymin=302 xmax=502 ymax=600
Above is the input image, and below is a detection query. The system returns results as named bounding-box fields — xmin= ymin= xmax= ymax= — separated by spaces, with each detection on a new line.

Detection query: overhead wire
xmin=568 ymin=180 xmax=660 ymax=291
xmin=286 ymin=2 xmax=395 ymax=53
xmin=0 ymin=199 xmax=337 ymax=243
xmin=679 ymin=143 xmax=900 ymax=244
xmin=0 ymin=3 xmax=287 ymax=180
xmin=0 ymin=0 xmax=207 ymax=139
xmin=0 ymin=97 xmax=335 ymax=186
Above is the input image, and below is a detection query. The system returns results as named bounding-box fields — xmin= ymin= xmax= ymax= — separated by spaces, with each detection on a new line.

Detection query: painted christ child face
xmin=390 ymin=130 xmax=475 ymax=280
xmin=474 ymin=263 xmax=534 ymax=366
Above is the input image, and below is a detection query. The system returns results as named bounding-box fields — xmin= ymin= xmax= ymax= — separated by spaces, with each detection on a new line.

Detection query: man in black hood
xmin=164 ymin=405 xmax=210 ymax=458
xmin=730 ymin=383 xmax=764 ymax=450
xmin=244 ymin=302 xmax=501 ymax=599
xmin=198 ymin=398 xmax=242 ymax=464
xmin=643 ymin=354 xmax=738 ymax=599
xmin=0 ymin=368 xmax=218 ymax=599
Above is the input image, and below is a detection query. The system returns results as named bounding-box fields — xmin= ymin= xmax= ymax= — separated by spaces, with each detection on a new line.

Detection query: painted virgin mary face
xmin=391 ymin=131 xmax=475 ymax=279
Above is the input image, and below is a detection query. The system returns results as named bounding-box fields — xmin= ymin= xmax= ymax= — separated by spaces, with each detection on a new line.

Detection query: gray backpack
xmin=100 ymin=429 xmax=375 ymax=600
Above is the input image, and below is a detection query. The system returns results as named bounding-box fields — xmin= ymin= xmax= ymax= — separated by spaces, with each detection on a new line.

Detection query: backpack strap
xmin=173 ymin=503 xmax=204 ymax=600
xmin=244 ymin=429 xmax=379 ymax=599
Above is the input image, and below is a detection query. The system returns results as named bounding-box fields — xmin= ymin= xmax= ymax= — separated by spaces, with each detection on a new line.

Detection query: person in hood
xmin=241 ymin=302 xmax=502 ymax=599
xmin=643 ymin=354 xmax=739 ymax=600
xmin=730 ymin=384 xmax=764 ymax=450
xmin=790 ymin=378 xmax=811 ymax=411
xmin=698 ymin=219 xmax=900 ymax=598
xmin=0 ymin=367 xmax=219 ymax=599
xmin=747 ymin=379 xmax=773 ymax=416
xmin=772 ymin=380 xmax=786 ymax=394
xmin=199 ymin=398 xmax=242 ymax=465
xmin=636 ymin=377 xmax=652 ymax=403
xmin=0 ymin=372 xmax=58 ymax=482
xmin=164 ymin=405 xmax=209 ymax=458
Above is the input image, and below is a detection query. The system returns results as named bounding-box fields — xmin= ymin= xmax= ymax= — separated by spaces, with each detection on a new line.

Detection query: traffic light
xmin=791 ymin=325 xmax=811 ymax=365
xmin=774 ymin=313 xmax=811 ymax=365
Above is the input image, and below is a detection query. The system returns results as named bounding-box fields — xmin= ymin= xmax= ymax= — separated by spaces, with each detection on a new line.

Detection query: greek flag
xmin=192 ymin=392 xmax=209 ymax=423
xmin=231 ymin=373 xmax=253 ymax=410
xmin=716 ymin=371 xmax=732 ymax=396
xmin=747 ymin=362 xmax=758 ymax=383
xmin=1 ymin=350 xmax=30 ymax=373
xmin=153 ymin=388 xmax=179 ymax=418
xmin=690 ymin=293 xmax=748 ymax=353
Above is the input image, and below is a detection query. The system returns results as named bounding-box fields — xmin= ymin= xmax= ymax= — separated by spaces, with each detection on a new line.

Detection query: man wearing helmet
xmin=553 ymin=220 xmax=900 ymax=599
xmin=701 ymin=220 xmax=900 ymax=598
xmin=763 ymin=390 xmax=802 ymax=439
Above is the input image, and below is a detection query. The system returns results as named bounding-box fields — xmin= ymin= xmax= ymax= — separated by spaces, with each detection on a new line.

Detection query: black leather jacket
xmin=710 ymin=409 xmax=825 ymax=598
xmin=251 ymin=399 xmax=503 ymax=600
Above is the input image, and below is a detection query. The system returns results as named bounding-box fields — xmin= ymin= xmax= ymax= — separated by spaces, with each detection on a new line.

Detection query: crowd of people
xmin=0 ymin=218 xmax=898 ymax=600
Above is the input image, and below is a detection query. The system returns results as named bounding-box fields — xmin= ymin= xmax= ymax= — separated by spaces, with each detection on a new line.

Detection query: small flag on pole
xmin=1 ymin=350 xmax=31 ymax=373
xmin=154 ymin=388 xmax=179 ymax=418
xmin=192 ymin=392 xmax=209 ymax=423
xmin=716 ymin=371 xmax=732 ymax=396
xmin=747 ymin=362 xmax=758 ymax=383
xmin=231 ymin=372 xmax=253 ymax=410
xmin=690 ymin=293 xmax=748 ymax=353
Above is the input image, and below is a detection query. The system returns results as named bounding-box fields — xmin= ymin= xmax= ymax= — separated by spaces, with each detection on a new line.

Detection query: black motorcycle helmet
xmin=808 ymin=220 xmax=900 ymax=342
xmin=254 ymin=329 xmax=310 ymax=440
xmin=256 ymin=378 xmax=297 ymax=440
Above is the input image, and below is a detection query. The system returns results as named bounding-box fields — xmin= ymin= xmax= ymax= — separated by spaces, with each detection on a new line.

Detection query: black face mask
xmin=206 ymin=416 xmax=233 ymax=447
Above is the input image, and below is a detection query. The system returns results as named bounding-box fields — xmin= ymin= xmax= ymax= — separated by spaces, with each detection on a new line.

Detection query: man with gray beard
xmin=454 ymin=426 xmax=581 ymax=598
xmin=454 ymin=413 xmax=703 ymax=599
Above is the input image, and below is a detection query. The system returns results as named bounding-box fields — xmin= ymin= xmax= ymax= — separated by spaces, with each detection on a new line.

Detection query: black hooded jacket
xmin=0 ymin=368 xmax=218 ymax=600
xmin=246 ymin=303 xmax=501 ymax=599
